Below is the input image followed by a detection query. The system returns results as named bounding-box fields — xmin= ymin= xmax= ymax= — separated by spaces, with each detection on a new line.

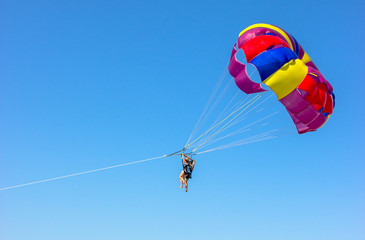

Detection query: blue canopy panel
xmin=249 ymin=47 xmax=298 ymax=81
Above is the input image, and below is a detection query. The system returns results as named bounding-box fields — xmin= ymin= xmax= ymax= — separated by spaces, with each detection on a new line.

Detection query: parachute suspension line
xmin=185 ymin=64 xmax=257 ymax=149
xmin=198 ymin=78 xmax=234 ymax=128
xmin=196 ymin=126 xmax=299 ymax=155
xmin=190 ymin=93 xmax=265 ymax=152
xmin=195 ymin=129 xmax=280 ymax=155
xmin=195 ymin=129 xmax=251 ymax=151
xmin=185 ymin=62 xmax=229 ymax=148
xmin=187 ymin=77 xmax=234 ymax=147
xmin=186 ymin=94 xmax=255 ymax=150
xmin=190 ymin=92 xmax=276 ymax=151
xmin=188 ymin=95 xmax=261 ymax=151
xmin=195 ymin=110 xmax=281 ymax=151
xmin=208 ymin=92 xmax=249 ymax=133
xmin=190 ymin=77 xmax=236 ymax=144
xmin=206 ymin=115 xmax=277 ymax=148
xmin=190 ymin=92 xmax=275 ymax=152
xmin=188 ymin=93 xmax=265 ymax=151
xmin=196 ymin=135 xmax=276 ymax=155
xmin=0 ymin=155 xmax=168 ymax=191
xmin=193 ymin=94 xmax=251 ymax=148
xmin=214 ymin=90 xmax=241 ymax=123
xmin=186 ymin=92 xmax=263 ymax=150
xmin=199 ymin=92 xmax=273 ymax=142
xmin=212 ymin=66 xmax=258 ymax=124
xmin=201 ymin=93 xmax=275 ymax=142
xmin=226 ymin=110 xmax=281 ymax=135
xmin=213 ymin=130 xmax=278 ymax=149
xmin=198 ymin=136 xmax=276 ymax=154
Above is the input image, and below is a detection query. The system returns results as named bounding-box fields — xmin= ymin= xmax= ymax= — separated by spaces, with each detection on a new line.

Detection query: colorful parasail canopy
xmin=228 ymin=23 xmax=335 ymax=134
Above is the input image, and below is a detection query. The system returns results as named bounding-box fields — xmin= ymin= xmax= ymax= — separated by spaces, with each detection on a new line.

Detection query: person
xmin=179 ymin=153 xmax=195 ymax=192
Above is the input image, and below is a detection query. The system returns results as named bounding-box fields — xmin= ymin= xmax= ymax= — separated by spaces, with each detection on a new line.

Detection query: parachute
xmin=228 ymin=23 xmax=335 ymax=134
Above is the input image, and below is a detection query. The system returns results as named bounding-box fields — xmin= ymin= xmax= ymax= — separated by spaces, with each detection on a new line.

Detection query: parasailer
xmin=228 ymin=23 xmax=335 ymax=134
xmin=178 ymin=24 xmax=335 ymax=191
xmin=179 ymin=153 xmax=195 ymax=192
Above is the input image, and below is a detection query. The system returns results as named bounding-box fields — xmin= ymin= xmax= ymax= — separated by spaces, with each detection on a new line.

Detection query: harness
xmin=182 ymin=159 xmax=193 ymax=179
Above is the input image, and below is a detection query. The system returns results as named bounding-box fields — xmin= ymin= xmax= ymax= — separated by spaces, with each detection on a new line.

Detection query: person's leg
xmin=179 ymin=171 xmax=185 ymax=188
xmin=185 ymin=179 xmax=189 ymax=192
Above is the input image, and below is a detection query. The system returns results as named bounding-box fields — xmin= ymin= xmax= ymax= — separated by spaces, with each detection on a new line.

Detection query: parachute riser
xmin=163 ymin=148 xmax=186 ymax=158
xmin=163 ymin=148 xmax=196 ymax=158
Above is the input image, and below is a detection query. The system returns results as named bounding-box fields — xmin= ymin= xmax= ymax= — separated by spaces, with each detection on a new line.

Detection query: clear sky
xmin=1 ymin=0 xmax=364 ymax=239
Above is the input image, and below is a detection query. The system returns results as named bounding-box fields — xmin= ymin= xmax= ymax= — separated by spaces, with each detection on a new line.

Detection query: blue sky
xmin=1 ymin=0 xmax=364 ymax=239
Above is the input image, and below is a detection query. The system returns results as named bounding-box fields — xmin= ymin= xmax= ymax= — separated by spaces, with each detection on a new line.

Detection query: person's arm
xmin=185 ymin=156 xmax=195 ymax=166
xmin=181 ymin=154 xmax=188 ymax=165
